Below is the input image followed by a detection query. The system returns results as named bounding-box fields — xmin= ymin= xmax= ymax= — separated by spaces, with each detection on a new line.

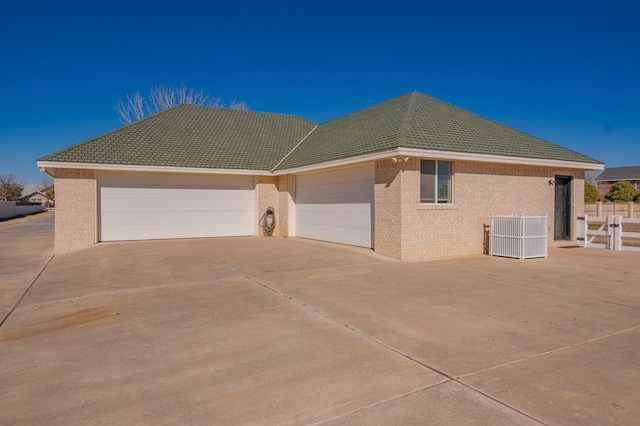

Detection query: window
xmin=420 ymin=160 xmax=452 ymax=204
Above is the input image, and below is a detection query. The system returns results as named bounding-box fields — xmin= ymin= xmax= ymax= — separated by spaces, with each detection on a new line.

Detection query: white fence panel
xmin=15 ymin=204 xmax=46 ymax=216
xmin=0 ymin=201 xmax=15 ymax=219
xmin=0 ymin=202 xmax=45 ymax=220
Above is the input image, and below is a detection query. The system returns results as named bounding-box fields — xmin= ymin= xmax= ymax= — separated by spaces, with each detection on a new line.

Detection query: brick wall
xmin=255 ymin=176 xmax=281 ymax=237
xmin=374 ymin=160 xmax=403 ymax=259
xmin=597 ymin=182 xmax=611 ymax=201
xmin=50 ymin=168 xmax=96 ymax=254
xmin=277 ymin=175 xmax=290 ymax=237
xmin=46 ymin=162 xmax=587 ymax=259
xmin=598 ymin=180 xmax=640 ymax=201
xmin=373 ymin=159 xmax=585 ymax=261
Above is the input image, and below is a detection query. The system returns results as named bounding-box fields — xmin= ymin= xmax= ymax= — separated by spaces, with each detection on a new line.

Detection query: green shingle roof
xmin=39 ymin=91 xmax=602 ymax=172
xmin=275 ymin=91 xmax=601 ymax=169
xmin=39 ymin=105 xmax=316 ymax=171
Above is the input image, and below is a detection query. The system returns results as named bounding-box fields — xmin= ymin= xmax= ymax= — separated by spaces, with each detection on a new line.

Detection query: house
xmin=19 ymin=191 xmax=47 ymax=204
xmin=20 ymin=184 xmax=41 ymax=198
xmin=595 ymin=166 xmax=640 ymax=200
xmin=19 ymin=190 xmax=54 ymax=207
xmin=37 ymin=91 xmax=603 ymax=260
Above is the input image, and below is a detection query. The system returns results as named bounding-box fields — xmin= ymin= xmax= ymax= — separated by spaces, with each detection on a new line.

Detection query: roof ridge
xmin=396 ymin=90 xmax=418 ymax=147
xmin=271 ymin=124 xmax=318 ymax=171
xmin=178 ymin=103 xmax=317 ymax=123
xmin=313 ymin=91 xmax=415 ymax=126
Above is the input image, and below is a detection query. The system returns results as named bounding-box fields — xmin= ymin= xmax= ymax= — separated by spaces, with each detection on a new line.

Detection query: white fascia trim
xmin=38 ymin=148 xmax=603 ymax=178
xmin=273 ymin=148 xmax=604 ymax=175
xmin=396 ymin=148 xmax=604 ymax=170
xmin=36 ymin=161 xmax=272 ymax=176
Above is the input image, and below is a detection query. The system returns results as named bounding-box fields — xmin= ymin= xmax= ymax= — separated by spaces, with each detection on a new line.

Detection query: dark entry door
xmin=554 ymin=176 xmax=571 ymax=240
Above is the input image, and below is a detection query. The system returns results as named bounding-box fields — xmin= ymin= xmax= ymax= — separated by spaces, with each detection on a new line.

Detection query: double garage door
xmin=99 ymin=172 xmax=254 ymax=241
xmin=98 ymin=167 xmax=374 ymax=248
xmin=295 ymin=165 xmax=374 ymax=248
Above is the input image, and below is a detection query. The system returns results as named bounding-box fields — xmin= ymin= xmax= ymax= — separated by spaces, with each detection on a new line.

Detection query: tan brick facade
xmin=374 ymin=160 xmax=403 ymax=259
xmin=254 ymin=176 xmax=281 ymax=237
xmin=48 ymin=161 xmax=585 ymax=260
xmin=373 ymin=159 xmax=585 ymax=260
xmin=49 ymin=168 xmax=97 ymax=254
xmin=255 ymin=175 xmax=295 ymax=238
xmin=276 ymin=175 xmax=290 ymax=237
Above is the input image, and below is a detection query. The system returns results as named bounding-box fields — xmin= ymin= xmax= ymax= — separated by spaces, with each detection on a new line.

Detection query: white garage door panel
xmin=296 ymin=205 xmax=373 ymax=247
xmin=99 ymin=172 xmax=254 ymax=242
xmin=296 ymin=165 xmax=374 ymax=248
xmin=101 ymin=209 xmax=246 ymax=227
xmin=101 ymin=188 xmax=253 ymax=212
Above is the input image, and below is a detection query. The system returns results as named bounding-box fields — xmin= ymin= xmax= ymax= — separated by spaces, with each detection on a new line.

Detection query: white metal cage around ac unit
xmin=489 ymin=216 xmax=548 ymax=259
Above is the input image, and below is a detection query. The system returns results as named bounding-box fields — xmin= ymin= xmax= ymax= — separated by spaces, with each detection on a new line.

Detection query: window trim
xmin=420 ymin=159 xmax=453 ymax=205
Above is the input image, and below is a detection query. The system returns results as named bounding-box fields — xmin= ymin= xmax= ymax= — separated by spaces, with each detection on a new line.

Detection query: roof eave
xmin=596 ymin=177 xmax=640 ymax=182
xmin=38 ymin=150 xmax=604 ymax=179
xmin=36 ymin=161 xmax=272 ymax=176
xmin=273 ymin=148 xmax=604 ymax=175
xmin=398 ymin=148 xmax=604 ymax=170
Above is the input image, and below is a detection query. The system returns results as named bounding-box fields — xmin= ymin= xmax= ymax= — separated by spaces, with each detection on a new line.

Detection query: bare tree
xmin=0 ymin=173 xmax=23 ymax=202
xmin=585 ymin=170 xmax=600 ymax=186
xmin=229 ymin=100 xmax=249 ymax=110
xmin=114 ymin=92 xmax=146 ymax=124
xmin=114 ymin=84 xmax=249 ymax=124
xmin=38 ymin=177 xmax=53 ymax=192
xmin=38 ymin=177 xmax=55 ymax=207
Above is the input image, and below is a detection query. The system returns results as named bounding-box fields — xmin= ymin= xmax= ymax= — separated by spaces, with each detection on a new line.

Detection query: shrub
xmin=584 ymin=182 xmax=600 ymax=202
xmin=605 ymin=181 xmax=638 ymax=202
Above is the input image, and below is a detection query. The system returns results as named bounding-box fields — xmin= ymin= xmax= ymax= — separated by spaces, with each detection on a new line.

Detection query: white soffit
xmin=37 ymin=161 xmax=272 ymax=176
xmin=273 ymin=148 xmax=604 ymax=175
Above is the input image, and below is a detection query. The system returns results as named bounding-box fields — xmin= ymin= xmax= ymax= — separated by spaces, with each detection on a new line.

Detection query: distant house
xmin=20 ymin=184 xmax=40 ymax=198
xmin=37 ymin=91 xmax=603 ymax=259
xmin=19 ymin=191 xmax=47 ymax=205
xmin=19 ymin=185 xmax=54 ymax=207
xmin=595 ymin=166 xmax=640 ymax=200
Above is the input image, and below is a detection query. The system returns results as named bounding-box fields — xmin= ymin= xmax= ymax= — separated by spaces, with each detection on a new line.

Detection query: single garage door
xmin=99 ymin=172 xmax=254 ymax=241
xmin=295 ymin=165 xmax=374 ymax=248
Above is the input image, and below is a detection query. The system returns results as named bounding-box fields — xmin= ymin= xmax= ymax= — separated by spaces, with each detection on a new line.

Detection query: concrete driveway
xmin=0 ymin=213 xmax=54 ymax=324
xmin=1 ymin=215 xmax=639 ymax=425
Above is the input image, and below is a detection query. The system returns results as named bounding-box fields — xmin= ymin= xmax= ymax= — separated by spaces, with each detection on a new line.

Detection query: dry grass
xmin=0 ymin=211 xmax=53 ymax=227
xmin=586 ymin=219 xmax=640 ymax=248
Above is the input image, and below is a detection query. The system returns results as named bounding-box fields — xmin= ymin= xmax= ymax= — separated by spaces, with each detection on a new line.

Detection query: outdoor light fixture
xmin=548 ymin=179 xmax=556 ymax=186
xmin=391 ymin=156 xmax=410 ymax=163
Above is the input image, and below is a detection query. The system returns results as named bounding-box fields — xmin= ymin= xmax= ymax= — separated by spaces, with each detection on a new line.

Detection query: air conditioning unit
xmin=489 ymin=216 xmax=548 ymax=259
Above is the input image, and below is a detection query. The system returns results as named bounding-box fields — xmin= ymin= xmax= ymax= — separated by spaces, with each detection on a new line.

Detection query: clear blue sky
xmin=1 ymin=0 xmax=638 ymax=184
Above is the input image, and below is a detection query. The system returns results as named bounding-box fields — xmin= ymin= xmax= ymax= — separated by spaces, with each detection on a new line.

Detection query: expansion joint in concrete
xmin=0 ymin=254 xmax=55 ymax=329
xmin=236 ymin=266 xmax=546 ymax=425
